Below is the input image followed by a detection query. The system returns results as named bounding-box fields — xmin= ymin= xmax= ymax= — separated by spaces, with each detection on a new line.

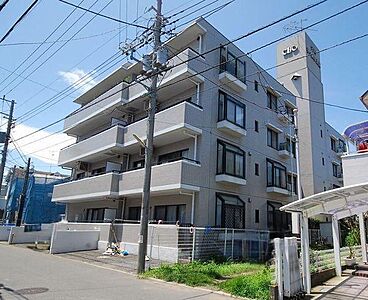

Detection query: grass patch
xmin=144 ymin=261 xmax=271 ymax=299
xmin=220 ymin=268 xmax=272 ymax=300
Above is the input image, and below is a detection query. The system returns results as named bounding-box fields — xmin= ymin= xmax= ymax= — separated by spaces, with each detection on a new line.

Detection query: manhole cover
xmin=15 ymin=287 xmax=49 ymax=295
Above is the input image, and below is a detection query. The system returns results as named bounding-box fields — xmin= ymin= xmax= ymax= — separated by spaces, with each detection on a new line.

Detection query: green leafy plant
xmin=345 ymin=227 xmax=360 ymax=259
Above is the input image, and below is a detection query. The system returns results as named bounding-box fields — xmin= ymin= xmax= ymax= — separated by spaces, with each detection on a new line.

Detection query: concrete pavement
xmin=0 ymin=244 xmax=233 ymax=300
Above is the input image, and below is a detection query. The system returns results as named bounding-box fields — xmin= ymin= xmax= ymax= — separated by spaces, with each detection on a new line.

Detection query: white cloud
xmin=58 ymin=68 xmax=97 ymax=94
xmin=9 ymin=124 xmax=75 ymax=165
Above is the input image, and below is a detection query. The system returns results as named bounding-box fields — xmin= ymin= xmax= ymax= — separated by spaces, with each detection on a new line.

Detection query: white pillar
xmin=332 ymin=216 xmax=342 ymax=276
xmin=300 ymin=213 xmax=311 ymax=294
xmin=274 ymin=238 xmax=283 ymax=300
xmin=193 ymin=135 xmax=198 ymax=162
xmin=358 ymin=212 xmax=367 ymax=263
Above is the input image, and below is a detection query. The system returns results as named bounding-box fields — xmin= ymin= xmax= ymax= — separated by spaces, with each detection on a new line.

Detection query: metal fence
xmin=144 ymin=226 xmax=272 ymax=264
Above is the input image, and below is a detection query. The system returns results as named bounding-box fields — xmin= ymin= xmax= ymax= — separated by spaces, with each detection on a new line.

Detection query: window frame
xmin=218 ymin=91 xmax=246 ymax=129
xmin=254 ymin=120 xmax=259 ymax=132
xmin=219 ymin=46 xmax=246 ymax=83
xmin=255 ymin=163 xmax=259 ymax=176
xmin=267 ymin=128 xmax=279 ymax=150
xmin=215 ymin=192 xmax=245 ymax=229
xmin=267 ymin=91 xmax=278 ymax=112
xmin=332 ymin=163 xmax=339 ymax=177
xmin=266 ymin=159 xmax=287 ymax=189
xmin=154 ymin=204 xmax=186 ymax=224
xmin=217 ymin=140 xmax=246 ymax=179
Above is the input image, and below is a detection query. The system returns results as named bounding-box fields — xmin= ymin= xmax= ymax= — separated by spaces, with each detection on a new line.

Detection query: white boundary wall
xmin=49 ymin=222 xmax=110 ymax=254
xmin=0 ymin=226 xmax=11 ymax=241
xmin=8 ymin=224 xmax=53 ymax=244
xmin=50 ymin=229 xmax=100 ymax=254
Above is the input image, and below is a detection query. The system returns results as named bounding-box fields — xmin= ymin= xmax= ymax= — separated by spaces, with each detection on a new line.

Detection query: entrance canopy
xmin=280 ymin=182 xmax=368 ymax=219
xmin=280 ymin=182 xmax=368 ymax=295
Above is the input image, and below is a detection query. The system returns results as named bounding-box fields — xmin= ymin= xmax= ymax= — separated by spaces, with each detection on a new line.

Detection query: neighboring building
xmin=3 ymin=168 xmax=67 ymax=224
xmin=0 ymin=183 xmax=6 ymax=219
xmin=276 ymin=32 xmax=345 ymax=198
xmin=52 ymin=18 xmax=300 ymax=234
xmin=360 ymin=90 xmax=368 ymax=109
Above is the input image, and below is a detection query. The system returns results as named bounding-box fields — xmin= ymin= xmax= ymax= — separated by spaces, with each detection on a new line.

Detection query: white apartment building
xmin=276 ymin=32 xmax=345 ymax=199
xmin=52 ymin=18 xmax=302 ymax=234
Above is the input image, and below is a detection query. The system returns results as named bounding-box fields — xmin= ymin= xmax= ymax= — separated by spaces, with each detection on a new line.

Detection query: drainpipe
xmin=183 ymin=131 xmax=198 ymax=162
xmin=293 ymin=109 xmax=302 ymax=235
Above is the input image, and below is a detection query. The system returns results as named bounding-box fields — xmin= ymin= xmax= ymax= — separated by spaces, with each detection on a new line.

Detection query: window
xmin=322 ymin=157 xmax=325 ymax=166
xmin=154 ymin=205 xmax=186 ymax=224
xmin=217 ymin=140 xmax=246 ymax=178
xmin=86 ymin=208 xmax=105 ymax=222
xmin=219 ymin=46 xmax=246 ymax=82
xmin=218 ymin=91 xmax=245 ymax=128
xmin=332 ymin=163 xmax=339 ymax=177
xmin=267 ymin=201 xmax=290 ymax=231
xmin=76 ymin=172 xmax=85 ymax=180
xmin=320 ymin=130 xmax=323 ymax=138
xmin=128 ymin=207 xmax=141 ymax=221
xmin=254 ymin=120 xmax=259 ymax=132
xmin=338 ymin=139 xmax=346 ymax=153
xmin=216 ymin=193 xmax=245 ymax=229
xmin=331 ymin=137 xmax=337 ymax=152
xmin=267 ymin=128 xmax=278 ymax=149
xmin=267 ymin=91 xmax=278 ymax=112
xmin=287 ymin=173 xmax=298 ymax=195
xmin=255 ymin=163 xmax=259 ymax=176
xmin=158 ymin=149 xmax=189 ymax=164
xmin=267 ymin=159 xmax=287 ymax=189
xmin=91 ymin=167 xmax=106 ymax=176
xmin=255 ymin=209 xmax=260 ymax=223
xmin=132 ymin=159 xmax=145 ymax=170
xmin=254 ymin=80 xmax=259 ymax=92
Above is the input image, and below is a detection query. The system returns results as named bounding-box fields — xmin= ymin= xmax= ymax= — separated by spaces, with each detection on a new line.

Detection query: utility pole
xmin=15 ymin=157 xmax=31 ymax=227
xmin=0 ymin=97 xmax=15 ymax=189
xmin=137 ymin=0 xmax=163 ymax=274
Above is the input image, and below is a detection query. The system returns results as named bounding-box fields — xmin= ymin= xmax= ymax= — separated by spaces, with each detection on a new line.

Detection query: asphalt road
xmin=0 ymin=244 xmax=233 ymax=300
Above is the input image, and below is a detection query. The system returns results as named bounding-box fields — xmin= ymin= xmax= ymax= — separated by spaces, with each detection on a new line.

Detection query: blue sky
xmin=0 ymin=0 xmax=367 ymax=173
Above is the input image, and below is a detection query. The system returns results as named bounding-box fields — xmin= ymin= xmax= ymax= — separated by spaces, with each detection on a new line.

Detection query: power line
xmin=58 ymin=0 xmax=151 ymax=30
xmin=0 ymin=0 xmax=86 ymax=89
xmin=0 ymin=0 xmax=40 ymax=44
xmin=0 ymin=0 xmax=10 ymax=12
xmin=2 ymin=0 xmax=111 ymax=95
xmin=0 ymin=28 xmax=119 ymax=47
xmin=10 ymin=0 xmax=336 ymax=142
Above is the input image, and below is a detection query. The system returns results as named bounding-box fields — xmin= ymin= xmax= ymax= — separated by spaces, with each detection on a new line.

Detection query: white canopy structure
xmin=280 ymin=182 xmax=368 ymax=294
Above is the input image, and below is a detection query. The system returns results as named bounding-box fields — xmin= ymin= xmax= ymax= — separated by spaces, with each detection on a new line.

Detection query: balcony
xmin=215 ymin=174 xmax=247 ymax=185
xmin=52 ymin=172 xmax=120 ymax=203
xmin=278 ymin=142 xmax=292 ymax=159
xmin=59 ymin=100 xmax=202 ymax=166
xmin=217 ymin=120 xmax=246 ymax=137
xmin=218 ymin=72 xmax=247 ymax=94
xmin=59 ymin=125 xmax=125 ymax=168
xmin=277 ymin=113 xmax=293 ymax=124
xmin=64 ymin=82 xmax=129 ymax=136
xmin=128 ymin=48 xmax=206 ymax=103
xmin=266 ymin=186 xmax=289 ymax=195
xmin=119 ymin=159 xmax=201 ymax=196
xmin=121 ymin=100 xmax=202 ymax=154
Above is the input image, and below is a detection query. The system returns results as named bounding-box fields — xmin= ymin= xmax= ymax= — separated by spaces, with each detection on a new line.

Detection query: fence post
xmin=274 ymin=238 xmax=283 ymax=300
xmin=224 ymin=228 xmax=228 ymax=258
xmin=231 ymin=229 xmax=234 ymax=260
xmin=191 ymin=227 xmax=196 ymax=262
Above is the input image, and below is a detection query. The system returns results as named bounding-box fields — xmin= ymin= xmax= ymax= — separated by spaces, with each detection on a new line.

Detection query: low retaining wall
xmin=50 ymin=229 xmax=100 ymax=254
xmin=0 ymin=226 xmax=12 ymax=241
xmin=8 ymin=225 xmax=53 ymax=244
